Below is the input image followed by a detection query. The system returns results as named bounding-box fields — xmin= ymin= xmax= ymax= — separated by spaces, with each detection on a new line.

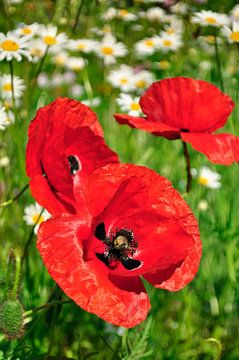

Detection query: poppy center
xmin=67 ymin=155 xmax=81 ymax=175
xmin=95 ymin=222 xmax=141 ymax=270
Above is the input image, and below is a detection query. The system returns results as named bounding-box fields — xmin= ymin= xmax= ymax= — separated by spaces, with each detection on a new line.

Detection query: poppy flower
xmin=114 ymin=77 xmax=239 ymax=165
xmin=37 ymin=163 xmax=201 ymax=328
xmin=26 ymin=97 xmax=119 ymax=215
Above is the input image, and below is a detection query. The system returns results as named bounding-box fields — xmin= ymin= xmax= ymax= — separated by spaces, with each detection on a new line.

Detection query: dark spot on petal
xmin=68 ymin=155 xmax=79 ymax=175
xmin=121 ymin=257 xmax=141 ymax=270
xmin=180 ymin=128 xmax=189 ymax=133
xmin=95 ymin=222 xmax=106 ymax=240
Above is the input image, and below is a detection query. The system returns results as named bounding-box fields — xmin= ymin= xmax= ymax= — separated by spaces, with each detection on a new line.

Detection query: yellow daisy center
xmin=101 ymin=46 xmax=114 ymax=55
xmin=77 ymin=43 xmax=87 ymax=50
xmin=163 ymin=39 xmax=172 ymax=47
xmin=144 ymin=39 xmax=154 ymax=47
xmin=198 ymin=176 xmax=209 ymax=186
xmin=130 ymin=102 xmax=140 ymax=111
xmin=43 ymin=36 xmax=57 ymax=46
xmin=206 ymin=35 xmax=216 ymax=44
xmin=32 ymin=214 xmax=44 ymax=224
xmin=166 ymin=28 xmax=175 ymax=35
xmin=230 ymin=31 xmax=239 ymax=42
xmin=158 ymin=60 xmax=170 ymax=70
xmin=135 ymin=79 xmax=146 ymax=88
xmin=31 ymin=48 xmax=44 ymax=57
xmin=22 ymin=27 xmax=32 ymax=35
xmin=119 ymin=9 xmax=129 ymax=17
xmin=3 ymin=83 xmax=12 ymax=92
xmin=1 ymin=40 xmax=19 ymax=52
xmin=205 ymin=17 xmax=217 ymax=24
xmin=120 ymin=78 xmax=128 ymax=84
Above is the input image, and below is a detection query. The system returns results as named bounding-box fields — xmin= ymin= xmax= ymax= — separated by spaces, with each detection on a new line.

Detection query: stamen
xmin=67 ymin=155 xmax=80 ymax=175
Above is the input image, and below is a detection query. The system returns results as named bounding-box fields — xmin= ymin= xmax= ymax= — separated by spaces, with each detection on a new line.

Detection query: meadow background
xmin=0 ymin=0 xmax=239 ymax=359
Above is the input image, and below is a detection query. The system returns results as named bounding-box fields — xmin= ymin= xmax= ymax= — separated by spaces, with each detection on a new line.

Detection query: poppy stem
xmin=0 ymin=183 xmax=29 ymax=207
xmin=182 ymin=141 xmax=192 ymax=193
xmin=214 ymin=35 xmax=224 ymax=92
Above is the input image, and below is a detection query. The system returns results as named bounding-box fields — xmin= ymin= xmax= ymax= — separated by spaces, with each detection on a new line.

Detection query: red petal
xmin=114 ymin=113 xmax=180 ymax=139
xmin=140 ymin=77 xmax=234 ymax=133
xmin=181 ymin=132 xmax=239 ymax=165
xmin=85 ymin=164 xmax=201 ymax=284
xmin=37 ymin=216 xmax=150 ymax=328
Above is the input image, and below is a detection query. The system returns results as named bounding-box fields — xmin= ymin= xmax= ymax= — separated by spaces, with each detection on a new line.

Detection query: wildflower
xmin=117 ymin=94 xmax=142 ymax=117
xmin=26 ymin=98 xmax=119 ymax=215
xmin=96 ymin=34 xmax=127 ymax=65
xmin=29 ymin=40 xmax=47 ymax=63
xmin=132 ymin=70 xmax=155 ymax=93
xmin=158 ymin=60 xmax=171 ymax=70
xmin=51 ymin=52 xmax=69 ymax=67
xmin=230 ymin=5 xmax=239 ymax=22
xmin=69 ymin=39 xmax=97 ymax=53
xmin=198 ymin=167 xmax=221 ymax=189
xmin=0 ymin=74 xmax=25 ymax=99
xmin=37 ymin=163 xmax=201 ymax=328
xmin=65 ymin=57 xmax=85 ymax=72
xmin=117 ymin=9 xmax=137 ymax=21
xmin=114 ymin=77 xmax=239 ymax=165
xmin=145 ymin=7 xmax=165 ymax=22
xmin=0 ymin=32 xmax=32 ymax=61
xmin=198 ymin=200 xmax=209 ymax=211
xmin=107 ymin=65 xmax=135 ymax=92
xmin=135 ymin=37 xmax=160 ymax=56
xmin=39 ymin=25 xmax=67 ymax=53
xmin=157 ymin=33 xmax=182 ymax=52
xmin=222 ymin=22 xmax=239 ymax=43
xmin=23 ymin=203 xmax=51 ymax=234
xmin=0 ymin=156 xmax=10 ymax=167
xmin=192 ymin=10 xmax=229 ymax=27
xmin=15 ymin=23 xmax=39 ymax=38
xmin=0 ymin=106 xmax=14 ymax=130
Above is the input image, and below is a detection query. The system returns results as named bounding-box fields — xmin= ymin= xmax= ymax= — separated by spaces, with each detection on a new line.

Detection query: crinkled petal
xmin=181 ymin=132 xmax=239 ymax=165
xmin=140 ymin=77 xmax=234 ymax=133
xmin=37 ymin=216 xmax=150 ymax=328
xmin=114 ymin=113 xmax=180 ymax=139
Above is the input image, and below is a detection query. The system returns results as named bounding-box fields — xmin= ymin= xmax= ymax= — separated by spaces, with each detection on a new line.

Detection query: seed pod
xmin=0 ymin=299 xmax=24 ymax=339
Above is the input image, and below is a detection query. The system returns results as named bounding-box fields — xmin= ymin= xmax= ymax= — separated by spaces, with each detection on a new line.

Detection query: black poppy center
xmin=95 ymin=222 xmax=141 ymax=270
xmin=67 ymin=155 xmax=80 ymax=175
xmin=180 ymin=128 xmax=189 ymax=133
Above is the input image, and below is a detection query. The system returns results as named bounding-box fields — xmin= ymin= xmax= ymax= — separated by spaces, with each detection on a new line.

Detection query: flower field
xmin=1 ymin=0 xmax=239 ymax=359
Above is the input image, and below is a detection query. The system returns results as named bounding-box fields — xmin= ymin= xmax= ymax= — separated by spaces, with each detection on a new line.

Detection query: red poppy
xmin=114 ymin=77 xmax=239 ymax=165
xmin=26 ymin=97 xmax=119 ymax=215
xmin=37 ymin=163 xmax=201 ymax=328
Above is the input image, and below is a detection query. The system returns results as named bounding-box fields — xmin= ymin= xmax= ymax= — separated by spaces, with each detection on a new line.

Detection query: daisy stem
xmin=21 ymin=208 xmax=44 ymax=265
xmin=214 ymin=35 xmax=224 ymax=92
xmin=24 ymin=300 xmax=72 ymax=317
xmin=9 ymin=60 xmax=16 ymax=111
xmin=72 ymin=0 xmax=85 ymax=33
xmin=182 ymin=141 xmax=192 ymax=193
xmin=35 ymin=46 xmax=49 ymax=80
xmin=0 ymin=183 xmax=29 ymax=207
xmin=82 ymin=68 xmax=93 ymax=100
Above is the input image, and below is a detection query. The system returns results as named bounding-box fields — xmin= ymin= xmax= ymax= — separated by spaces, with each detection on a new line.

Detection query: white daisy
xmin=96 ymin=34 xmax=127 ymax=65
xmin=145 ymin=7 xmax=165 ymax=22
xmin=0 ymin=106 xmax=14 ymax=130
xmin=0 ymin=156 xmax=10 ymax=167
xmin=222 ymin=22 xmax=239 ymax=43
xmin=23 ymin=203 xmax=51 ymax=234
xmin=0 ymin=31 xmax=32 ymax=61
xmin=230 ymin=5 xmax=239 ymax=22
xmin=15 ymin=23 xmax=39 ymax=38
xmin=116 ymin=93 xmax=142 ymax=116
xmin=117 ymin=9 xmax=137 ymax=21
xmin=132 ymin=70 xmax=155 ymax=93
xmin=107 ymin=65 xmax=135 ymax=92
xmin=51 ymin=51 xmax=69 ymax=67
xmin=69 ymin=84 xmax=84 ymax=97
xmin=39 ymin=25 xmax=68 ymax=53
xmin=198 ymin=167 xmax=221 ymax=189
xmin=170 ymin=3 xmax=188 ymax=14
xmin=157 ymin=33 xmax=182 ymax=52
xmin=102 ymin=7 xmax=117 ymax=21
xmin=81 ymin=97 xmax=101 ymax=108
xmin=29 ymin=40 xmax=47 ymax=63
xmin=0 ymin=74 xmax=25 ymax=99
xmin=192 ymin=10 xmax=229 ymax=27
xmin=135 ymin=37 xmax=160 ymax=56
xmin=65 ymin=57 xmax=85 ymax=72
xmin=198 ymin=199 xmax=209 ymax=211
xmin=69 ymin=39 xmax=98 ymax=53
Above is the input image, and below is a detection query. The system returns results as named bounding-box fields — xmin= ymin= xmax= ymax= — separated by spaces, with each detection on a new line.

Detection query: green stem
xmin=214 ymin=36 xmax=224 ymax=92
xmin=35 ymin=46 xmax=49 ymax=80
xmin=24 ymin=300 xmax=72 ymax=317
xmin=0 ymin=183 xmax=29 ymax=207
xmin=72 ymin=0 xmax=85 ymax=33
xmin=182 ymin=141 xmax=192 ymax=193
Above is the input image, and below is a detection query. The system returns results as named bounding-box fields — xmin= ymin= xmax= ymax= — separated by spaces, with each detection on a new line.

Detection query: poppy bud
xmin=0 ymin=299 xmax=24 ymax=339
xmin=6 ymin=250 xmax=21 ymax=300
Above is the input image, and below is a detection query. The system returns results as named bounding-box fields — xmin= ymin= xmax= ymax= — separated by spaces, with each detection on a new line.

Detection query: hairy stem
xmin=0 ymin=183 xmax=29 ymax=207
